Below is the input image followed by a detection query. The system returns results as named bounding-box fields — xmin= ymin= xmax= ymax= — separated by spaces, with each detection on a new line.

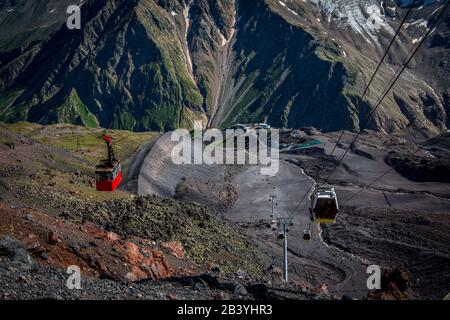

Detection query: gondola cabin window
xmin=315 ymin=198 xmax=338 ymax=215
xmin=310 ymin=186 xmax=339 ymax=224
xmin=95 ymin=135 xmax=122 ymax=191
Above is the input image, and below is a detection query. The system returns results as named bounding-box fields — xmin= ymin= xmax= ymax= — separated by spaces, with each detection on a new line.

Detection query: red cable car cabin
xmin=95 ymin=135 xmax=122 ymax=191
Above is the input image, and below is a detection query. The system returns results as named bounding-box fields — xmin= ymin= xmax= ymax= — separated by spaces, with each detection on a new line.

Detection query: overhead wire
xmin=284 ymin=0 xmax=421 ymax=220
xmin=326 ymin=0 xmax=420 ymax=161
xmin=324 ymin=0 xmax=450 ymax=183
xmin=344 ymin=129 xmax=449 ymax=203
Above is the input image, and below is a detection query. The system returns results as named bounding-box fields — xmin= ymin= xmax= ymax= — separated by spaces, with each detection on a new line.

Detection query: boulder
xmin=233 ymin=283 xmax=248 ymax=296
xmin=0 ymin=236 xmax=35 ymax=269
xmin=208 ymin=263 xmax=222 ymax=273
xmin=124 ymin=242 xmax=172 ymax=281
xmin=125 ymin=242 xmax=144 ymax=266
xmin=4 ymin=141 xmax=15 ymax=150
xmin=161 ymin=241 xmax=185 ymax=258
xmin=235 ymin=269 xmax=247 ymax=279
xmin=214 ymin=292 xmax=230 ymax=300
xmin=248 ymin=284 xmax=272 ymax=299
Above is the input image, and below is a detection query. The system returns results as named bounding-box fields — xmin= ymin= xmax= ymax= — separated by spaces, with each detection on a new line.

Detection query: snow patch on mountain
xmin=307 ymin=0 xmax=396 ymax=45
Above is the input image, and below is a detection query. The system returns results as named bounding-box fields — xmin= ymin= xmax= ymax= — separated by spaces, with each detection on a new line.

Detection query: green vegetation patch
xmin=0 ymin=90 xmax=24 ymax=121
xmin=65 ymin=196 xmax=265 ymax=276
xmin=3 ymin=122 xmax=156 ymax=164
xmin=58 ymin=88 xmax=99 ymax=128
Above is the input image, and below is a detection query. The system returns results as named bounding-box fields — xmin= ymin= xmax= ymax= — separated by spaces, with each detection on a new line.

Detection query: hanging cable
xmin=284 ymin=0 xmax=446 ymax=219
xmin=326 ymin=0 xmax=419 ymax=161
xmin=344 ymin=129 xmax=449 ymax=203
xmin=324 ymin=0 xmax=450 ymax=183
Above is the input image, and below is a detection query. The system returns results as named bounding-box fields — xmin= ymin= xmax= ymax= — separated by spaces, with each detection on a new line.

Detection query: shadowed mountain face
xmin=0 ymin=0 xmax=448 ymax=134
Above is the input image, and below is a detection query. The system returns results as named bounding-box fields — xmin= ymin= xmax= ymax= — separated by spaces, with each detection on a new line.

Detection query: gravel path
xmin=136 ymin=132 xmax=370 ymax=298
xmin=135 ymin=129 xmax=450 ymax=299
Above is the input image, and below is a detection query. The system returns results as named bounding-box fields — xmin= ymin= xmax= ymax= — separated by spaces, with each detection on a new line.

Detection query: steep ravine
xmin=212 ymin=0 xmax=358 ymax=132
xmin=0 ymin=0 xmax=448 ymax=134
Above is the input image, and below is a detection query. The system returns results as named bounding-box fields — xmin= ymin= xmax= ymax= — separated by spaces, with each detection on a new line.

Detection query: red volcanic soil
xmin=0 ymin=202 xmax=200 ymax=282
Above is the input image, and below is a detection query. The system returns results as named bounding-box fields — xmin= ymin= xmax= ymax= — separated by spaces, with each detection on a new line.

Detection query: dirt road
xmin=135 ymin=132 xmax=370 ymax=297
xmin=229 ymin=156 xmax=369 ymax=296
xmin=133 ymin=129 xmax=450 ymax=298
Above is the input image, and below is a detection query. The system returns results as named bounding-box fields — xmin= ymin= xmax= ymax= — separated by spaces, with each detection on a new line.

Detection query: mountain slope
xmin=1 ymin=0 xmax=206 ymax=131
xmin=0 ymin=0 xmax=76 ymax=51
xmin=211 ymin=0 xmax=357 ymax=131
xmin=0 ymin=0 xmax=449 ymax=134
xmin=268 ymin=0 xmax=450 ymax=135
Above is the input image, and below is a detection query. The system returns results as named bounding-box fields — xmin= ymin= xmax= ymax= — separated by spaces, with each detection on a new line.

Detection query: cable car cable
xmin=344 ymin=129 xmax=449 ymax=203
xmin=287 ymin=184 xmax=315 ymax=220
xmin=319 ymin=0 xmax=447 ymax=186
xmin=326 ymin=0 xmax=419 ymax=160
xmin=84 ymin=126 xmax=105 ymax=139
xmin=284 ymin=1 xmax=422 ymax=220
xmin=324 ymin=0 xmax=450 ymax=183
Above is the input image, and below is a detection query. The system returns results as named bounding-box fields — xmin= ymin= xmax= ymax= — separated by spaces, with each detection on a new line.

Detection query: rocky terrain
xmin=0 ymin=0 xmax=448 ymax=135
xmin=0 ymin=0 xmax=449 ymax=301
xmin=1 ymin=121 xmax=449 ymax=300
xmin=321 ymin=206 xmax=450 ymax=300
xmin=135 ymin=126 xmax=450 ymax=300
xmin=289 ymin=128 xmax=450 ymax=299
xmin=0 ymin=123 xmax=346 ymax=300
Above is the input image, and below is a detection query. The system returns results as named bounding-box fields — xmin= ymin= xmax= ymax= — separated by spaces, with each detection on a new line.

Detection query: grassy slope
xmin=264 ymin=0 xmax=429 ymax=133
xmin=0 ymin=122 xmax=267 ymax=275
xmin=58 ymin=89 xmax=99 ymax=128
xmin=4 ymin=121 xmax=156 ymax=164
xmin=0 ymin=90 xmax=24 ymax=120
xmin=3 ymin=121 xmax=157 ymax=202
xmin=133 ymin=0 xmax=203 ymax=131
